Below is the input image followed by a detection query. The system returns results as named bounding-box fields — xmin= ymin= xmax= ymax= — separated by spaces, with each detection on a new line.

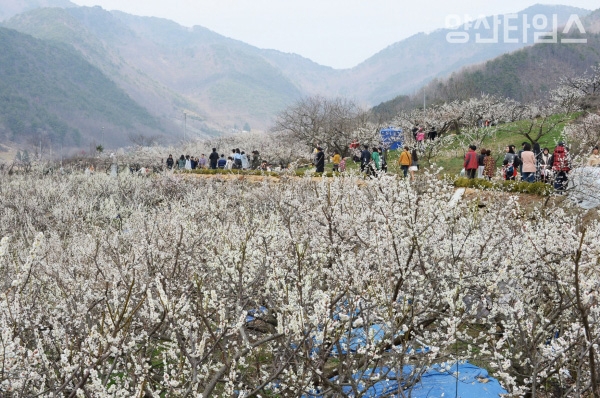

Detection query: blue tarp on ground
xmin=246 ymin=306 xmax=268 ymax=323
xmin=331 ymin=324 xmax=387 ymax=355
xmin=380 ymin=127 xmax=404 ymax=150
xmin=302 ymin=362 xmax=507 ymax=397
xmin=409 ymin=362 xmax=507 ymax=398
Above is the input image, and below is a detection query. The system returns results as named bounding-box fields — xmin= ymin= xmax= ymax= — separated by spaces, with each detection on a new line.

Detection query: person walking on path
xmin=360 ymin=145 xmax=371 ymax=172
xmin=483 ymin=150 xmax=495 ymax=180
xmin=371 ymin=147 xmax=381 ymax=176
xmin=217 ymin=154 xmax=227 ymax=169
xmin=477 ymin=148 xmax=486 ymax=178
xmin=464 ymin=145 xmax=478 ymax=179
xmin=314 ymin=147 xmax=325 ymax=173
xmin=177 ymin=155 xmax=186 ymax=169
xmin=398 ymin=146 xmax=412 ymax=178
xmin=241 ymin=151 xmax=249 ymax=170
xmin=166 ymin=154 xmax=174 ymax=169
xmin=379 ymin=147 xmax=388 ymax=172
xmin=409 ymin=148 xmax=419 ymax=180
xmin=251 ymin=151 xmax=261 ymax=169
xmin=198 ymin=154 xmax=207 ymax=169
xmin=503 ymin=146 xmax=517 ymax=181
xmin=332 ymin=152 xmax=341 ymax=172
xmin=539 ymin=148 xmax=552 ymax=183
xmin=416 ymin=128 xmax=425 ymax=151
xmin=209 ymin=148 xmax=219 ymax=169
xmin=233 ymin=149 xmax=242 ymax=169
xmin=521 ymin=143 xmax=537 ymax=182
xmin=552 ymin=142 xmax=570 ymax=192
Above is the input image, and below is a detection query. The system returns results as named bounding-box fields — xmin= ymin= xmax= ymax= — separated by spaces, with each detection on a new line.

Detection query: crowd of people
xmin=160 ymin=140 xmax=600 ymax=191
xmin=165 ymin=148 xmax=272 ymax=171
xmin=320 ymin=143 xmax=421 ymax=180
xmin=464 ymin=142 xmax=600 ymax=191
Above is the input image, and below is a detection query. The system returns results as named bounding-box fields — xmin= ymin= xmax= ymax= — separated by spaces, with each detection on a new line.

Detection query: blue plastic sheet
xmin=245 ymin=306 xmax=267 ymax=323
xmin=302 ymin=362 xmax=507 ymax=398
xmin=331 ymin=324 xmax=387 ymax=355
xmin=409 ymin=362 xmax=507 ymax=398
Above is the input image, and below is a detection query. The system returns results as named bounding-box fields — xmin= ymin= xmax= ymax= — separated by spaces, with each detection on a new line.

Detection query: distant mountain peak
xmin=0 ymin=0 xmax=76 ymax=21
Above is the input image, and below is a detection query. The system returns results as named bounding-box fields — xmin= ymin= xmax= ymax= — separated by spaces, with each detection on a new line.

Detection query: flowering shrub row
xmin=0 ymin=171 xmax=598 ymax=397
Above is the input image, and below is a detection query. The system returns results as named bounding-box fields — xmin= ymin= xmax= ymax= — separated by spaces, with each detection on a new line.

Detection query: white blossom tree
xmin=0 ymin=167 xmax=599 ymax=397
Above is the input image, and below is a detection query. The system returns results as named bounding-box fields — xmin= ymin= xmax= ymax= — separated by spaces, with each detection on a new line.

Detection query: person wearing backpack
xmin=360 ymin=145 xmax=371 ymax=172
xmin=552 ymin=142 xmax=570 ymax=192
xmin=370 ymin=147 xmax=381 ymax=176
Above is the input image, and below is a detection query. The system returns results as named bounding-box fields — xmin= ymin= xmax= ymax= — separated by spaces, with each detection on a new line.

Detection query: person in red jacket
xmin=552 ymin=142 xmax=570 ymax=192
xmin=464 ymin=145 xmax=479 ymax=179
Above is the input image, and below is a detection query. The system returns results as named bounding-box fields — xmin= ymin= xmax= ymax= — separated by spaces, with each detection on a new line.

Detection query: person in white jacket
xmin=241 ymin=151 xmax=249 ymax=170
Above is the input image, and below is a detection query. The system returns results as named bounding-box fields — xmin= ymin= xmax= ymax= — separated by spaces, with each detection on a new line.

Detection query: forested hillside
xmin=3 ymin=2 xmax=592 ymax=137
xmin=372 ymin=11 xmax=600 ymax=120
xmin=424 ymin=34 xmax=600 ymax=103
xmin=3 ymin=6 xmax=304 ymax=133
xmin=0 ymin=27 xmax=163 ymax=147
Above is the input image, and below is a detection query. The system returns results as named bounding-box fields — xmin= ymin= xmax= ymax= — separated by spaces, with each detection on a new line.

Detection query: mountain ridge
xmin=0 ymin=0 xmax=597 ymax=149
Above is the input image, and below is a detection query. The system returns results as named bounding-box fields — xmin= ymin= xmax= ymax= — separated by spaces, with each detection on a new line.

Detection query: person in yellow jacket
xmin=397 ymin=146 xmax=412 ymax=178
xmin=332 ymin=152 xmax=341 ymax=172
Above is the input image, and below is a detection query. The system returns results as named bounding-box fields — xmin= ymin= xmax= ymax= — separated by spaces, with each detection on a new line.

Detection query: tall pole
xmin=101 ymin=126 xmax=104 ymax=148
xmin=183 ymin=112 xmax=187 ymax=141
xmin=423 ymin=92 xmax=426 ymax=111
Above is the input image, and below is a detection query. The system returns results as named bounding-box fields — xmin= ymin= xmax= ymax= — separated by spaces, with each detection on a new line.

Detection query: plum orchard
xmin=1 ymin=169 xmax=600 ymax=397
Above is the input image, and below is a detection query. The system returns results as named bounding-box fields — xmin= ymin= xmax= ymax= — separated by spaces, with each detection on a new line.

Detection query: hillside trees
xmin=390 ymin=94 xmax=578 ymax=149
xmin=564 ymin=113 xmax=600 ymax=156
xmin=551 ymin=64 xmax=600 ymax=114
xmin=499 ymin=101 xmax=573 ymax=145
xmin=272 ymin=96 xmax=380 ymax=157
xmin=0 ymin=27 xmax=163 ymax=147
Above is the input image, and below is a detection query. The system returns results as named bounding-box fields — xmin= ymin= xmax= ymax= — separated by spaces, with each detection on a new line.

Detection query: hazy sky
xmin=70 ymin=0 xmax=598 ymax=69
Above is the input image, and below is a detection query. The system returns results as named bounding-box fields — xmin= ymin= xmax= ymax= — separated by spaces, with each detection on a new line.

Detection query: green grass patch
xmin=454 ymin=177 xmax=554 ymax=196
xmin=422 ymin=113 xmax=580 ymax=175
